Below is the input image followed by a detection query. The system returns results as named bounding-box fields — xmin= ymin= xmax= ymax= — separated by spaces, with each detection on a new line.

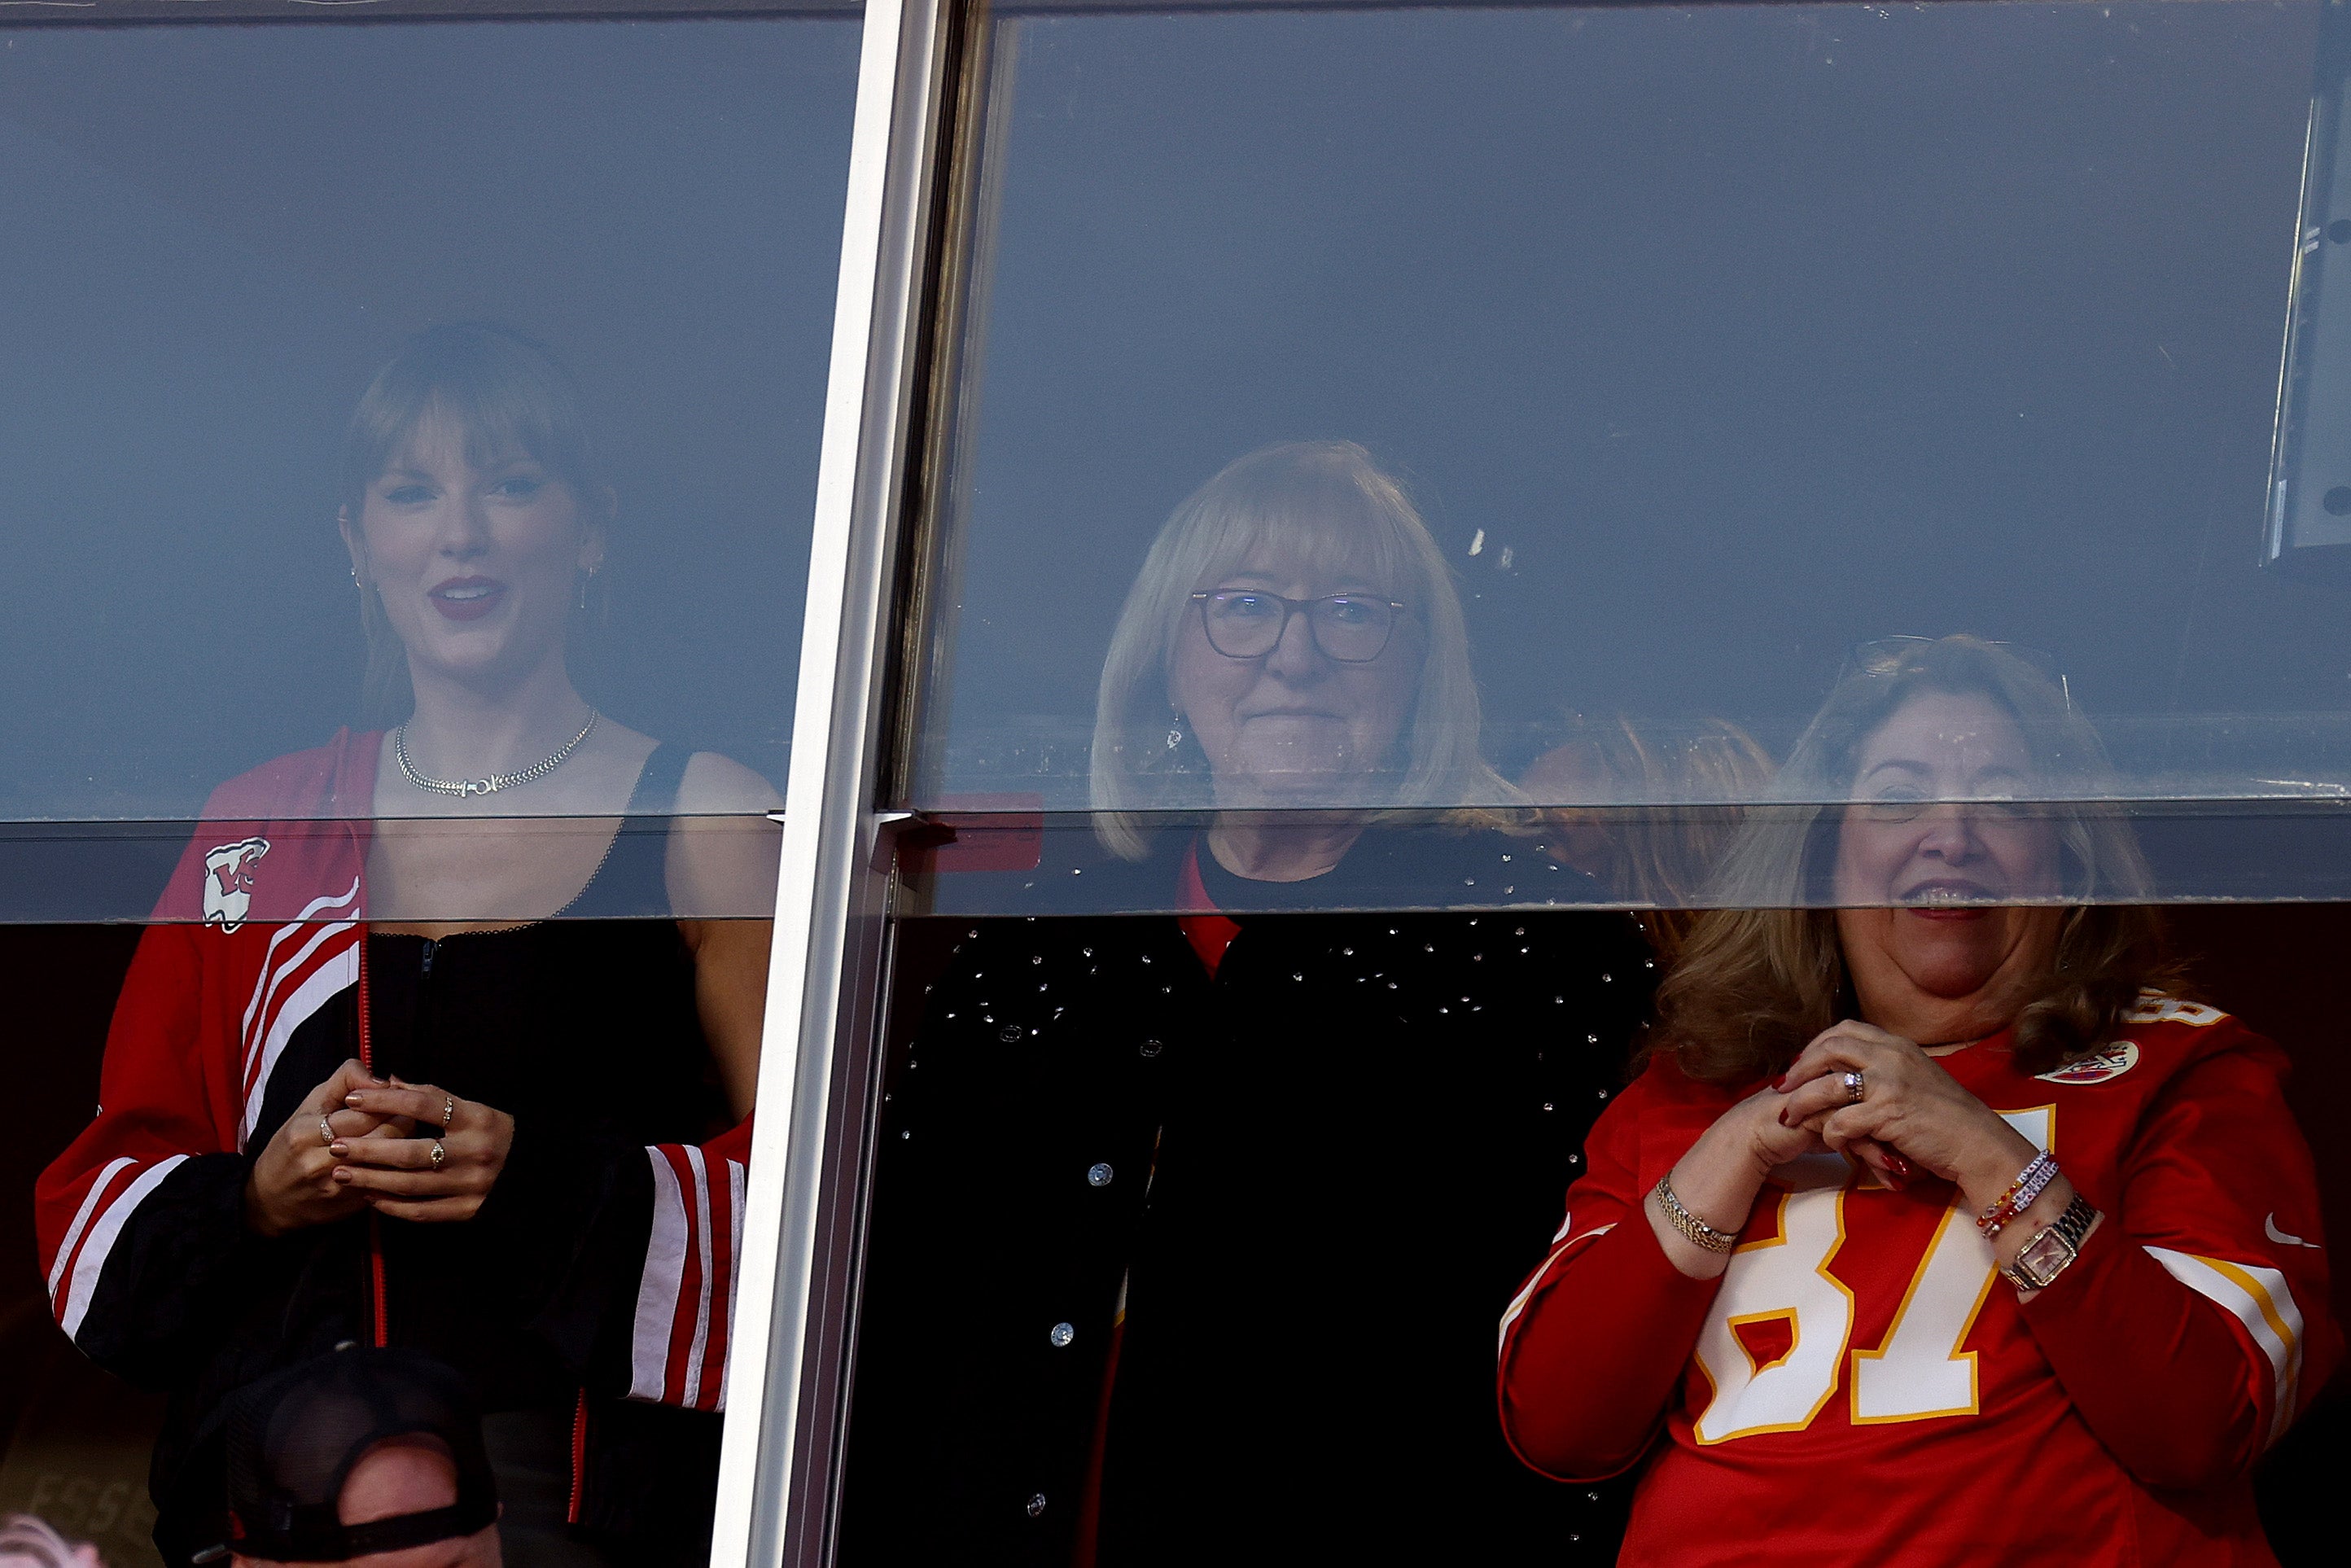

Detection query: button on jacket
xmin=843 ymin=826 xmax=1657 ymax=1566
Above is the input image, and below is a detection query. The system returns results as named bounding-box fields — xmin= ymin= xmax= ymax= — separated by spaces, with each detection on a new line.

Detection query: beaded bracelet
xmin=1653 ymin=1175 xmax=1738 ymax=1254
xmin=1977 ymin=1150 xmax=2060 ymax=1238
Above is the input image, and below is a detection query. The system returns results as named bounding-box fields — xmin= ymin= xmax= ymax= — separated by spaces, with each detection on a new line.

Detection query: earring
xmin=350 ymin=568 xmax=363 ymax=591
xmin=1166 ymin=716 xmax=1185 ymax=751
xmin=577 ymin=566 xmax=598 ymax=613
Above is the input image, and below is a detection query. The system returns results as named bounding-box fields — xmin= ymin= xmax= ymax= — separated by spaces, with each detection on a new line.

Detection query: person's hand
xmin=331 ymin=1077 xmax=515 ymax=1223
xmin=1776 ymin=1020 xmax=2041 ymax=1211
xmin=245 ymin=1059 xmax=418 ymax=1237
xmin=1723 ymin=1079 xmax=1832 ymax=1176
xmin=1644 ymin=1082 xmax=1829 ymax=1279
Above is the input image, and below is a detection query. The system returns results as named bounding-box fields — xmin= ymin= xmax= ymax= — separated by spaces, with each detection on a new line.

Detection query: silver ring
xmin=319 ymin=1115 xmax=335 ymax=1148
xmin=1843 ymin=1069 xmax=1867 ymax=1105
xmin=429 ymin=1141 xmax=447 ymax=1171
xmin=441 ymin=1097 xmax=457 ymax=1130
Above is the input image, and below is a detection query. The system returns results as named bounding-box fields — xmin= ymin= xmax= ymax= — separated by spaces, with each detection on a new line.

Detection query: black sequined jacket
xmin=841 ymin=825 xmax=1658 ymax=1567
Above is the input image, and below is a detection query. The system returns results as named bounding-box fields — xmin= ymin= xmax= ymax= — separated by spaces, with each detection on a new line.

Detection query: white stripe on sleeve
xmin=240 ymin=942 xmax=358 ymax=1148
xmin=681 ymin=1146 xmax=716 ymax=1403
xmin=631 ymin=1150 xmax=690 ymax=1402
xmin=717 ymin=1157 xmax=746 ymax=1412
xmin=1499 ymin=1222 xmax=1615 ymax=1356
xmin=47 ymin=1157 xmax=136 ymax=1302
xmin=2145 ymin=1245 xmax=2307 ymax=1444
xmin=61 ymin=1156 xmax=189 ymax=1343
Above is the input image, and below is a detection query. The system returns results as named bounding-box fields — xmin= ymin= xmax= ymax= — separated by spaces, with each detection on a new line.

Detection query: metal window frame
xmin=712 ymin=0 xmax=958 ymax=1564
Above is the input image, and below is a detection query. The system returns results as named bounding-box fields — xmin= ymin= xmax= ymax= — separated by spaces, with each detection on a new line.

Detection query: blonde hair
xmin=1522 ymin=714 xmax=1778 ymax=958
xmin=1656 ymin=635 xmax=2178 ymax=1083
xmin=1089 ymin=440 xmax=1511 ymax=858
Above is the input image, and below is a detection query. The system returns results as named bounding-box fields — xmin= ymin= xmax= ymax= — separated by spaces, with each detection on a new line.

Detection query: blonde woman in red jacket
xmin=37 ymin=326 xmax=777 ymax=1566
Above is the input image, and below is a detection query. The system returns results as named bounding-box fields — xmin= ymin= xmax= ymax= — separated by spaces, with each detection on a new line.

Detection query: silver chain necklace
xmin=394 ymin=711 xmax=599 ymax=799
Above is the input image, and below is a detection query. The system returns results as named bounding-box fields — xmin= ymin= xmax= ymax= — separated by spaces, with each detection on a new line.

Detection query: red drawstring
xmin=357 ymin=931 xmax=388 ymax=1349
xmin=568 ymin=1389 xmax=590 ymax=1524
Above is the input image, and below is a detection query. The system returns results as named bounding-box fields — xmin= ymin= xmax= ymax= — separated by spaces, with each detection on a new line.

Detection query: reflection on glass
xmin=904 ymin=0 xmax=2351 ymax=904
xmin=1521 ymin=714 xmax=1777 ymax=953
xmin=1705 ymin=634 xmax=2152 ymax=909
xmin=0 ymin=14 xmax=846 ymax=922
xmin=1092 ymin=440 xmax=1511 ymax=847
xmin=1500 ymin=634 xmax=2340 ymax=1562
xmin=847 ymin=448 xmax=1668 ymax=1559
xmin=33 ymin=325 xmax=780 ymax=1564
xmin=4 ymin=10 xmax=854 ymax=1560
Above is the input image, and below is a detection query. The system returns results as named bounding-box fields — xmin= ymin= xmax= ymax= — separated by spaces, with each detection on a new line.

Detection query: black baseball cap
xmin=200 ymin=1346 xmax=497 ymax=1565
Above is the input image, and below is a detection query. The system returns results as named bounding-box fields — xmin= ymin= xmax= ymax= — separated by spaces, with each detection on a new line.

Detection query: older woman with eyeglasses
xmin=845 ymin=441 xmax=1657 ymax=1568
xmin=1498 ymin=634 xmax=2338 ymax=1567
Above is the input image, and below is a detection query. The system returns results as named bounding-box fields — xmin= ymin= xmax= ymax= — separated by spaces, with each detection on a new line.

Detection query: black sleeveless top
xmin=243 ymin=742 xmax=726 ymax=1410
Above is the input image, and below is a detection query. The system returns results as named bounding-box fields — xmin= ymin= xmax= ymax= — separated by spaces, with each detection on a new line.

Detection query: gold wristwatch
xmin=1999 ymin=1193 xmax=2097 ymax=1290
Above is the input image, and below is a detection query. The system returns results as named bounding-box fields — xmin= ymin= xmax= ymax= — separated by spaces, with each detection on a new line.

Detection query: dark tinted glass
xmin=4 ymin=15 xmax=849 ymax=1567
xmin=898 ymin=0 xmax=2351 ymax=911
xmin=0 ymin=15 xmax=853 ymax=918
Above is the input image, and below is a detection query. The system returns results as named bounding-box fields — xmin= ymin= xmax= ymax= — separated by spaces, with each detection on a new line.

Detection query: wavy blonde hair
xmin=1656 ymin=636 xmax=2178 ymax=1084
xmin=1523 ymin=714 xmax=1779 ymax=959
xmin=1089 ymin=440 xmax=1510 ymax=859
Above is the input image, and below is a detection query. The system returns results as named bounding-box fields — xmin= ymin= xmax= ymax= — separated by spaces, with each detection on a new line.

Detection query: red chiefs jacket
xmin=34 ymin=729 xmax=751 ymax=1557
xmin=1499 ymin=1003 xmax=2341 ymax=1567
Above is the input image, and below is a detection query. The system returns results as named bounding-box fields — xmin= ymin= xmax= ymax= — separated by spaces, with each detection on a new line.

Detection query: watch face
xmin=2016 ymin=1229 xmax=2076 ymax=1287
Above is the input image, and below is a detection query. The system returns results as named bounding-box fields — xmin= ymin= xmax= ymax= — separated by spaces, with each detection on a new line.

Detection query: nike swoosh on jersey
xmin=2266 ymin=1213 xmax=2320 ymax=1249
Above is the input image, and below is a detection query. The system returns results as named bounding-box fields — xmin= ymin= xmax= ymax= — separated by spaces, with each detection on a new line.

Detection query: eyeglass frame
xmin=1842 ymin=634 xmax=2073 ymax=713
xmin=1188 ymin=589 xmax=1412 ymax=664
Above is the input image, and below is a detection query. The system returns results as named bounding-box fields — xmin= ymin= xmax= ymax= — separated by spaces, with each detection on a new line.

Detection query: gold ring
xmin=429 ymin=1141 xmax=447 ymax=1170
xmin=441 ymin=1097 xmax=456 ymax=1130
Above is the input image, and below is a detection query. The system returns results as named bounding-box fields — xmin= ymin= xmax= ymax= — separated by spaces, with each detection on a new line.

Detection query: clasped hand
xmin=1768 ymin=1021 xmax=2038 ymax=1212
xmin=246 ymin=1058 xmax=517 ymax=1235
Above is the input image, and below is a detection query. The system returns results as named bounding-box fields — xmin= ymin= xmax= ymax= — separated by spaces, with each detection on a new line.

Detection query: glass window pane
xmin=0 ymin=13 xmax=851 ymax=919
xmin=899 ymin=0 xmax=2351 ymax=909
xmin=852 ymin=10 xmax=2345 ymax=1568
xmin=4 ymin=13 xmax=853 ymax=1567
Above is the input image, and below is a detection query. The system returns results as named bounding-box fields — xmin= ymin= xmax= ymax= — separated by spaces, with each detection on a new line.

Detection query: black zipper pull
xmin=421 ymin=938 xmax=436 ymax=976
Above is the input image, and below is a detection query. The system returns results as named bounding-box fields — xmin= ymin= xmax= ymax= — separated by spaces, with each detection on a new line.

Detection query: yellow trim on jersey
xmin=2144 ymin=1246 xmax=2306 ymax=1445
xmin=1849 ymin=1202 xmax=1999 ymax=1426
xmin=1725 ymin=1307 xmax=1801 ymax=1377
xmin=1691 ymin=1187 xmax=1856 ymax=1443
xmin=1497 ymin=1221 xmax=1613 ymax=1358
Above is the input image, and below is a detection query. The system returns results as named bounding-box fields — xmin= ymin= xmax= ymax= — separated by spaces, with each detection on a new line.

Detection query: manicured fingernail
xmin=345 ymin=1093 xmax=365 ymax=1107
xmin=329 ymin=1143 xmax=348 ymax=1157
xmin=1886 ymin=1154 xmax=1911 ymax=1176
xmin=332 ymin=1167 xmax=352 ymax=1183
xmin=1777 ymin=1107 xmax=1790 ymax=1126
xmin=1885 ymin=1172 xmax=1908 ymax=1191
xmin=1774 ymin=1075 xmax=1790 ymax=1093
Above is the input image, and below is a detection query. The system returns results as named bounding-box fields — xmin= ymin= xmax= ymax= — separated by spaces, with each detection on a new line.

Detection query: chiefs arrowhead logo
xmin=2037 ymin=1040 xmax=2140 ymax=1085
xmin=201 ymin=837 xmax=270 ymax=932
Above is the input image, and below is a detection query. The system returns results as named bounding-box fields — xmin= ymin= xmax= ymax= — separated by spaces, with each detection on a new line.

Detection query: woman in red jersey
xmin=1499 ymin=634 xmax=2339 ymax=1567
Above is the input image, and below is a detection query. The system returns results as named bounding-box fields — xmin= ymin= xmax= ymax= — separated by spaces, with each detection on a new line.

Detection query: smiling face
xmin=1167 ymin=541 xmax=1422 ymax=808
xmin=1832 ymin=689 xmax=2064 ymax=1034
xmin=340 ymin=406 xmax=602 ymax=696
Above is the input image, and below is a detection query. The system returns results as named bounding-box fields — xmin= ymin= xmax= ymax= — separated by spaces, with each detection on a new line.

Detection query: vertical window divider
xmin=712 ymin=2 xmax=957 ymax=1565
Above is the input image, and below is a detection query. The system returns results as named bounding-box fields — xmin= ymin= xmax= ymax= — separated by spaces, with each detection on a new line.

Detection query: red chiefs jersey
xmin=36 ymin=730 xmax=748 ymax=1413
xmin=1499 ymin=1000 xmax=2339 ymax=1568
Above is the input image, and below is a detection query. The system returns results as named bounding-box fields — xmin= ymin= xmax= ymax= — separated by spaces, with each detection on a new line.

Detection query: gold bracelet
xmin=1653 ymin=1174 xmax=1738 ymax=1254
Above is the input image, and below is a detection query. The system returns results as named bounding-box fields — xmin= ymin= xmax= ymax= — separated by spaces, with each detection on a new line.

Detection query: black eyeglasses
xmin=1190 ymin=589 xmax=1408 ymax=663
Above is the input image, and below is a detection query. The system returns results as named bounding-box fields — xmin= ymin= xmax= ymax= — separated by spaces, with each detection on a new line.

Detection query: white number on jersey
xmin=1692 ymin=1109 xmax=2051 ymax=1443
